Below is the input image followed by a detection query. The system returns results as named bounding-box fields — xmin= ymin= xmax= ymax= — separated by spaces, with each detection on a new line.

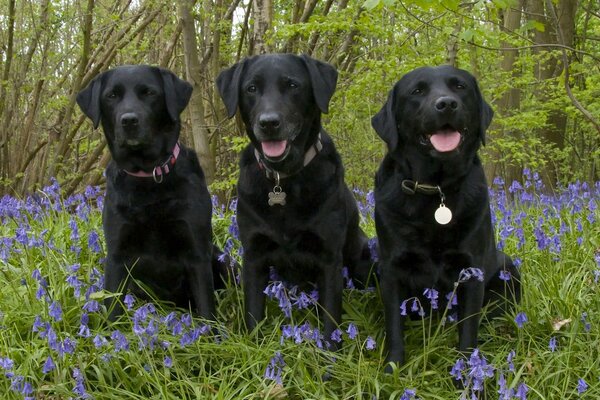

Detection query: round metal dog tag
xmin=434 ymin=204 xmax=452 ymax=225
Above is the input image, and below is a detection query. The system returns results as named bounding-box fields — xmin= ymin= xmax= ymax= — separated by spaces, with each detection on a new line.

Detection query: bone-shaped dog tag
xmin=268 ymin=186 xmax=286 ymax=206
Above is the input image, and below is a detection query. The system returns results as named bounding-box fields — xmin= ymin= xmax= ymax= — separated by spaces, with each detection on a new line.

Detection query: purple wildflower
xmin=499 ymin=270 xmax=511 ymax=281
xmin=264 ymin=352 xmax=285 ymax=385
xmin=0 ymin=356 xmax=14 ymax=370
xmin=123 ymin=294 xmax=135 ymax=310
xmin=467 ymin=349 xmax=494 ymax=391
xmin=577 ymin=378 xmax=588 ymax=394
xmin=42 ymin=356 xmax=56 ymax=374
xmin=365 ymin=336 xmax=376 ymax=350
xmin=450 ymin=358 xmax=465 ymax=382
xmin=111 ymin=330 xmax=129 ymax=352
xmin=400 ymin=300 xmax=408 ymax=316
xmin=330 ymin=329 xmax=342 ymax=343
xmin=87 ymin=230 xmax=101 ymax=253
xmin=581 ymin=312 xmax=591 ymax=332
xmin=506 ymin=350 xmax=515 ymax=373
xmin=93 ymin=334 xmax=108 ymax=348
xmin=400 ymin=389 xmax=416 ymax=400
xmin=164 ymin=356 xmax=173 ymax=368
xmin=423 ymin=288 xmax=439 ymax=309
xmin=347 ymin=323 xmax=358 ymax=340
xmin=515 ymin=382 xmax=529 ymax=400
xmin=458 ymin=267 xmax=484 ymax=282
xmin=549 ymin=336 xmax=557 ymax=352
xmin=515 ymin=312 xmax=528 ymax=328
xmin=48 ymin=301 xmax=63 ymax=322
xmin=72 ymin=367 xmax=91 ymax=399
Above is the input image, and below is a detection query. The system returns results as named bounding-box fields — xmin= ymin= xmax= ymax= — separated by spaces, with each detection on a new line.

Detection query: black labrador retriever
xmin=216 ymin=54 xmax=373 ymax=344
xmin=77 ymin=65 xmax=226 ymax=321
xmin=371 ymin=65 xmax=521 ymax=371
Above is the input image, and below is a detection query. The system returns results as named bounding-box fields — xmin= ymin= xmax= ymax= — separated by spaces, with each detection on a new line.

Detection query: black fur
xmin=371 ymin=65 xmax=520 ymax=372
xmin=217 ymin=54 xmax=374 ymax=343
xmin=77 ymin=65 xmax=227 ymax=321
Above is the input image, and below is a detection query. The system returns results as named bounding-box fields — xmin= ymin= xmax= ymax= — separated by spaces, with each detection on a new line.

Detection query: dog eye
xmin=456 ymin=83 xmax=466 ymax=90
xmin=106 ymin=91 xmax=117 ymax=99
xmin=142 ymin=88 xmax=156 ymax=96
xmin=247 ymin=85 xmax=257 ymax=93
xmin=288 ymin=82 xmax=298 ymax=89
xmin=411 ymin=88 xmax=422 ymax=95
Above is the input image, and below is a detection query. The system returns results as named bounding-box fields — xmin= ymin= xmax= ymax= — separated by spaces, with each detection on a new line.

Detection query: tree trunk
xmin=178 ymin=0 xmax=216 ymax=184
xmin=252 ymin=0 xmax=273 ymax=54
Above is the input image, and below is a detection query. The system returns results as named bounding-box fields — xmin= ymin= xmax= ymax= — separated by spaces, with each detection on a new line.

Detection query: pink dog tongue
xmin=261 ymin=140 xmax=288 ymax=158
xmin=430 ymin=130 xmax=461 ymax=152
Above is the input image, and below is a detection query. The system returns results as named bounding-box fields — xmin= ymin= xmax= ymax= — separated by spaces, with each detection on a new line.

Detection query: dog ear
xmin=216 ymin=60 xmax=247 ymax=118
xmin=371 ymin=84 xmax=399 ymax=151
xmin=478 ymin=96 xmax=493 ymax=146
xmin=300 ymin=54 xmax=338 ymax=114
xmin=76 ymin=74 xmax=104 ymax=129
xmin=160 ymin=68 xmax=193 ymax=122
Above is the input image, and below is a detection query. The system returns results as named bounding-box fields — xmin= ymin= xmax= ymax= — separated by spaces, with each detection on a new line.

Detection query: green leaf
xmin=362 ymin=0 xmax=380 ymax=10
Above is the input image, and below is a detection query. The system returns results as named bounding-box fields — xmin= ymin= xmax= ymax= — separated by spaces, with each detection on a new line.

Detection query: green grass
xmin=0 ymin=179 xmax=598 ymax=399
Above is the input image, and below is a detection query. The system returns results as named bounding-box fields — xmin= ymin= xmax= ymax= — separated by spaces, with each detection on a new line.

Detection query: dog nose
xmin=258 ymin=113 xmax=281 ymax=130
xmin=120 ymin=113 xmax=139 ymax=128
xmin=435 ymin=97 xmax=458 ymax=112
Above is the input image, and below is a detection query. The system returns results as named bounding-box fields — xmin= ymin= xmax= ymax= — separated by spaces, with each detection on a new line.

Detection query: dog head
xmin=216 ymin=54 xmax=337 ymax=166
xmin=371 ymin=65 xmax=493 ymax=159
xmin=77 ymin=65 xmax=192 ymax=170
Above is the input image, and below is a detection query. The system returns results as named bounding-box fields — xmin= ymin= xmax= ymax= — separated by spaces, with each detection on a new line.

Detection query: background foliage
xmin=0 ymin=0 xmax=598 ymax=197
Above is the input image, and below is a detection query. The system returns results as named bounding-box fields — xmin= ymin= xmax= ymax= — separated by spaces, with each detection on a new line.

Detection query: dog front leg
xmin=457 ymin=279 xmax=484 ymax=354
xmin=188 ymin=255 xmax=216 ymax=320
xmin=243 ymin=254 xmax=269 ymax=333
xmin=104 ymin=256 xmax=128 ymax=321
xmin=317 ymin=259 xmax=343 ymax=350
xmin=381 ymin=263 xmax=407 ymax=373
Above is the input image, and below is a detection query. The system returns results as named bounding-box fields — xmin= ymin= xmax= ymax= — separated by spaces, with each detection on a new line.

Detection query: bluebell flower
xmin=581 ymin=312 xmax=591 ymax=332
xmin=72 ymin=367 xmax=91 ymax=399
xmin=88 ymin=230 xmax=101 ymax=253
xmin=264 ymin=352 xmax=285 ymax=385
xmin=123 ymin=294 xmax=135 ymax=310
xmin=467 ymin=349 xmax=494 ymax=392
xmin=497 ymin=373 xmax=514 ymax=399
xmin=42 ymin=356 xmax=56 ymax=374
xmin=400 ymin=389 xmax=416 ymax=400
xmin=450 ymin=358 xmax=465 ymax=382
xmin=499 ymin=270 xmax=511 ymax=281
xmin=111 ymin=330 xmax=129 ymax=351
xmin=93 ymin=334 xmax=108 ymax=348
xmin=69 ymin=218 xmax=79 ymax=241
xmin=66 ymin=274 xmax=83 ymax=298
xmin=59 ymin=337 xmax=76 ymax=357
xmin=347 ymin=323 xmax=358 ymax=340
xmin=10 ymin=375 xmax=34 ymax=396
xmin=506 ymin=350 xmax=515 ymax=373
xmin=82 ymin=300 xmax=100 ymax=313
xmin=0 ymin=356 xmax=14 ymax=370
xmin=400 ymin=300 xmax=408 ymax=316
xmin=458 ymin=267 xmax=484 ymax=282
xmin=365 ymin=336 xmax=376 ymax=350
xmin=515 ymin=312 xmax=528 ymax=328
xmin=549 ymin=336 xmax=557 ymax=352
xmin=577 ymin=378 xmax=588 ymax=394
xmin=164 ymin=356 xmax=173 ymax=368
xmin=48 ymin=301 xmax=63 ymax=322
xmin=330 ymin=329 xmax=342 ymax=343
xmin=423 ymin=288 xmax=439 ymax=309
xmin=515 ymin=382 xmax=529 ymax=400
xmin=368 ymin=237 xmax=379 ymax=262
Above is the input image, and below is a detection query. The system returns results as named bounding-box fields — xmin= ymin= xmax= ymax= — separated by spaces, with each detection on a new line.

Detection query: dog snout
xmin=120 ymin=113 xmax=139 ymax=129
xmin=434 ymin=97 xmax=458 ymax=113
xmin=258 ymin=112 xmax=281 ymax=132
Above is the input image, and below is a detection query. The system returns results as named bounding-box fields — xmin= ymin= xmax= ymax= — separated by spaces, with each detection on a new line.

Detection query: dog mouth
xmin=260 ymin=139 xmax=291 ymax=162
xmin=422 ymin=125 xmax=463 ymax=153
